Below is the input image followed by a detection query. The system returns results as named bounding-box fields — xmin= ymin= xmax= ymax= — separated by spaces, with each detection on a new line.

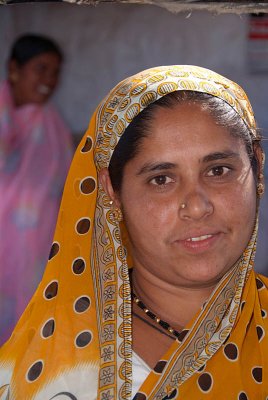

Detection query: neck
xmin=131 ymin=267 xmax=216 ymax=330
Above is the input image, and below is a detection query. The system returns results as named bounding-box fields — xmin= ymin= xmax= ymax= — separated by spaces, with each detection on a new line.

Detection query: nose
xmin=179 ymin=188 xmax=213 ymax=221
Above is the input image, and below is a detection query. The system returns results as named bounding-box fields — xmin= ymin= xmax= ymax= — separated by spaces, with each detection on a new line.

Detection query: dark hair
xmin=8 ymin=34 xmax=63 ymax=66
xmin=108 ymin=91 xmax=261 ymax=192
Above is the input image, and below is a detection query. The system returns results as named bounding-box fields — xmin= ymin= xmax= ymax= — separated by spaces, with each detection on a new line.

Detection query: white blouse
xmin=132 ymin=351 xmax=151 ymax=398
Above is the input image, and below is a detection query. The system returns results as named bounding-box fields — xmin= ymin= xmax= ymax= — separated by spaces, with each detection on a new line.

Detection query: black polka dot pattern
xmin=49 ymin=392 xmax=78 ymax=400
xmin=42 ymin=319 xmax=55 ymax=338
xmin=178 ymin=329 xmax=189 ymax=341
xmin=224 ymin=343 xmax=238 ymax=361
xmin=76 ymin=218 xmax=91 ymax=234
xmin=162 ymin=389 xmax=177 ymax=399
xmin=240 ymin=301 xmax=246 ymax=312
xmin=80 ymin=177 xmax=96 ymax=195
xmin=44 ymin=281 xmax=58 ymax=300
xmin=198 ymin=364 xmax=206 ymax=372
xmin=153 ymin=360 xmax=167 ymax=373
xmin=75 ymin=331 xmax=92 ymax=348
xmin=132 ymin=393 xmax=147 ymax=400
xmin=81 ymin=136 xmax=93 ymax=153
xmin=256 ymin=326 xmax=264 ymax=342
xmin=48 ymin=242 xmax=59 ymax=260
xmin=74 ymin=296 xmax=90 ymax=313
xmin=261 ymin=309 xmax=267 ymax=318
xmin=72 ymin=258 xmax=86 ymax=275
xmin=252 ymin=366 xmax=262 ymax=383
xmin=198 ymin=372 xmax=213 ymax=392
xmin=49 ymin=393 xmax=77 ymax=400
xmin=27 ymin=360 xmax=43 ymax=382
xmin=256 ymin=278 xmax=265 ymax=290
xmin=238 ymin=392 xmax=248 ymax=400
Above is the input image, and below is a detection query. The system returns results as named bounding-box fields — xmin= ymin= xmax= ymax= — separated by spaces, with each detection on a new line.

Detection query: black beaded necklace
xmin=132 ymin=311 xmax=175 ymax=339
xmin=132 ymin=292 xmax=181 ymax=340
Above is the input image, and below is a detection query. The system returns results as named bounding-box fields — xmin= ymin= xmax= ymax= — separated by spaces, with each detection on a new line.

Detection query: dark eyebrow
xmin=137 ymin=151 xmax=239 ymax=176
xmin=137 ymin=162 xmax=177 ymax=176
xmin=202 ymin=151 xmax=240 ymax=163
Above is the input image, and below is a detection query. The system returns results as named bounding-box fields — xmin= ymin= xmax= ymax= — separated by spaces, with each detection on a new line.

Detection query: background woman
xmin=0 ymin=34 xmax=73 ymax=344
xmin=0 ymin=65 xmax=267 ymax=399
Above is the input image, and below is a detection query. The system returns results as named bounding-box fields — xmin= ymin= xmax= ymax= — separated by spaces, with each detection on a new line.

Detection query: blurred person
xmin=0 ymin=34 xmax=73 ymax=344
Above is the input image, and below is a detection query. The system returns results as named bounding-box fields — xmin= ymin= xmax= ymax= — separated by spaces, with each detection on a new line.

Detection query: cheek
xmin=148 ymin=199 xmax=178 ymax=232
xmin=122 ymin=192 xmax=177 ymax=241
xmin=217 ymin=180 xmax=256 ymax=236
xmin=21 ymin=69 xmax=39 ymax=86
xmin=16 ymin=78 xmax=35 ymax=99
xmin=240 ymin=190 xmax=256 ymax=232
xmin=237 ymin=179 xmax=256 ymax=217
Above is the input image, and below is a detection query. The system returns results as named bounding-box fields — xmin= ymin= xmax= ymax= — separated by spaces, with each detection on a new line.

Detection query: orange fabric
xmin=0 ymin=65 xmax=267 ymax=400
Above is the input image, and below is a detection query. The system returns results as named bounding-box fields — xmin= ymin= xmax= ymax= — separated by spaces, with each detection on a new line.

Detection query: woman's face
xmin=9 ymin=52 xmax=61 ymax=107
xmin=114 ymin=103 xmax=257 ymax=288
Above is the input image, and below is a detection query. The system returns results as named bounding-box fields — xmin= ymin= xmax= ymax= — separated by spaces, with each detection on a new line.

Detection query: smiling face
xmin=9 ymin=52 xmax=61 ymax=107
xmin=112 ymin=103 xmax=257 ymax=288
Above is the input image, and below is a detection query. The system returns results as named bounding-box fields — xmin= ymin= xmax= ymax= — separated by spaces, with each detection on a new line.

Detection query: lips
xmin=178 ymin=230 xmax=220 ymax=242
xmin=186 ymin=234 xmax=213 ymax=242
xmin=174 ymin=230 xmax=222 ymax=253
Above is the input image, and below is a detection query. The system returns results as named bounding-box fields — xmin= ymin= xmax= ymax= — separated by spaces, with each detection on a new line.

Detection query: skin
xmin=8 ymin=52 xmax=61 ymax=107
xmin=100 ymin=102 xmax=259 ymax=367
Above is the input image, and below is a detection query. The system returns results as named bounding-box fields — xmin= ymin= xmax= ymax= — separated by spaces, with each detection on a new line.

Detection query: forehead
xmin=135 ymin=103 xmax=247 ymax=160
xmin=22 ymin=52 xmax=61 ymax=68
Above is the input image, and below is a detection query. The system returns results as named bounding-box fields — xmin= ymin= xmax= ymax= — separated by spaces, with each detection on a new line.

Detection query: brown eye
xmin=150 ymin=175 xmax=173 ymax=185
xmin=208 ymin=166 xmax=229 ymax=177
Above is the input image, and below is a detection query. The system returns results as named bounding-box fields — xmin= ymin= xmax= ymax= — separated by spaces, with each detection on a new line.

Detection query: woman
xmin=0 ymin=65 xmax=267 ymax=399
xmin=0 ymin=34 xmax=73 ymax=344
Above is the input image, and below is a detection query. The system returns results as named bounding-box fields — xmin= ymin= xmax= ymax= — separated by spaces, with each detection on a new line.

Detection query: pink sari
xmin=0 ymin=81 xmax=72 ymax=344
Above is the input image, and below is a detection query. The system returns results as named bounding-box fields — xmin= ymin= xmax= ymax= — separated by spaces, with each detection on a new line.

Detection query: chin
xmin=184 ymin=266 xmax=230 ymax=287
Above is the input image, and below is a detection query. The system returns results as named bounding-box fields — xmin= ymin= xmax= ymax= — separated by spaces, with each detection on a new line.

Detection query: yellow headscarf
xmin=0 ymin=65 xmax=267 ymax=400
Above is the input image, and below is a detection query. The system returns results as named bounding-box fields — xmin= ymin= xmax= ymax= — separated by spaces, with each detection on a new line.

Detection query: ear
xmin=98 ymin=168 xmax=121 ymax=208
xmin=254 ymin=142 xmax=265 ymax=180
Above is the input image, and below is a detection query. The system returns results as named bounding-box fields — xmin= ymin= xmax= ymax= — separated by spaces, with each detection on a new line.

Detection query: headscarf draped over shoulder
xmin=0 ymin=66 xmax=267 ymax=400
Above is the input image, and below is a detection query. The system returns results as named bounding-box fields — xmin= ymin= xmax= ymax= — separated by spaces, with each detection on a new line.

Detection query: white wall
xmin=0 ymin=2 xmax=267 ymax=273
xmin=0 ymin=3 xmax=260 ymax=134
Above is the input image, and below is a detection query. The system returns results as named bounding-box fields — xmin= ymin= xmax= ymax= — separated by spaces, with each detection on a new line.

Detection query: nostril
xmin=179 ymin=193 xmax=213 ymax=220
